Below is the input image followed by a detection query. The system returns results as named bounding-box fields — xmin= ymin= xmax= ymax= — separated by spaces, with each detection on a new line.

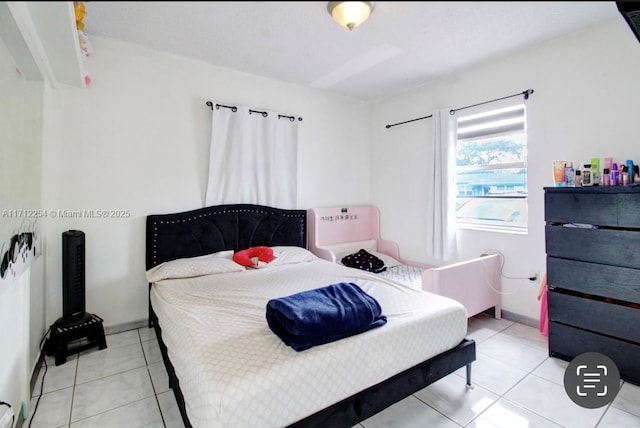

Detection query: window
xmin=455 ymin=103 xmax=528 ymax=233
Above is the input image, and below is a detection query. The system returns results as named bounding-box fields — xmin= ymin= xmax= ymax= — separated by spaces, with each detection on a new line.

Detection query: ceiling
xmin=84 ymin=1 xmax=622 ymax=102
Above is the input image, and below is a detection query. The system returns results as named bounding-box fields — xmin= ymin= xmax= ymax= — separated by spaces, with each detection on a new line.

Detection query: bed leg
xmin=148 ymin=301 xmax=153 ymax=328
xmin=465 ymin=363 xmax=474 ymax=389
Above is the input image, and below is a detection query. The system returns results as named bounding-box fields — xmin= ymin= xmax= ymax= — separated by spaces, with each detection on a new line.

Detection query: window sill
xmin=456 ymin=223 xmax=528 ymax=235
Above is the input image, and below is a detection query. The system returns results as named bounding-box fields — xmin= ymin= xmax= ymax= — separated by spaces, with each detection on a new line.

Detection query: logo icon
xmin=563 ymin=352 xmax=620 ymax=408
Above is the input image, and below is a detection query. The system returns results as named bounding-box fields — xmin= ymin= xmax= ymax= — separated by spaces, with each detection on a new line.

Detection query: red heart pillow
xmin=233 ymin=246 xmax=275 ymax=267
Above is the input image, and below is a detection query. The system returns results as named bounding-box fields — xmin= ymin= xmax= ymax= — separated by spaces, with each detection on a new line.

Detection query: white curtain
xmin=205 ymin=105 xmax=298 ymax=209
xmin=426 ymin=109 xmax=457 ymax=261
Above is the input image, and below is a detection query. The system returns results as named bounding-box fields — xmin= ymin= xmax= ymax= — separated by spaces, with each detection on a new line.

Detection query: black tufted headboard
xmin=145 ymin=204 xmax=307 ymax=270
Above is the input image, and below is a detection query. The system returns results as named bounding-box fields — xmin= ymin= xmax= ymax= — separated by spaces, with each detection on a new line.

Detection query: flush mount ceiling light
xmin=327 ymin=1 xmax=375 ymax=31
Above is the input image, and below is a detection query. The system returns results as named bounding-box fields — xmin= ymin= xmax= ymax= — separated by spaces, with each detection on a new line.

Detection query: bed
xmin=308 ymin=206 xmax=502 ymax=319
xmin=146 ymin=203 xmax=476 ymax=428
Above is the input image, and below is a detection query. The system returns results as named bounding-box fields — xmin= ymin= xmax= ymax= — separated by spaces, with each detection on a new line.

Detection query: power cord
xmin=478 ymin=254 xmax=520 ymax=296
xmin=0 ymin=401 xmax=14 ymax=428
xmin=481 ymin=248 xmax=538 ymax=281
xmin=28 ymin=327 xmax=51 ymax=428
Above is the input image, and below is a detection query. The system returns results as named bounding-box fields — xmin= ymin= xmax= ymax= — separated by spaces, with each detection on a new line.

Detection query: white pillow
xmin=146 ymin=250 xmax=244 ymax=282
xmin=321 ymin=240 xmax=378 ymax=262
xmin=269 ymin=246 xmax=318 ymax=266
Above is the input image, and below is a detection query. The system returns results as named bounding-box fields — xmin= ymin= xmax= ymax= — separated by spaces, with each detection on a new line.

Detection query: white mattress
xmin=150 ymin=254 xmax=467 ymax=428
xmin=377 ymin=264 xmax=426 ymax=290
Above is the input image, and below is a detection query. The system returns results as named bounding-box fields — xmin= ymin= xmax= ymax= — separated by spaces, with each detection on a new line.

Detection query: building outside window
xmin=455 ymin=103 xmax=528 ymax=233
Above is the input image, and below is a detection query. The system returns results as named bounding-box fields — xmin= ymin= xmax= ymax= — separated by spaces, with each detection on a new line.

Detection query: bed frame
xmin=308 ymin=206 xmax=502 ymax=319
xmin=146 ymin=203 xmax=476 ymax=428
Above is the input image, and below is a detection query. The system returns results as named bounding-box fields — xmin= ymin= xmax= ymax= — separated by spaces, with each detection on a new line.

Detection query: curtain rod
xmin=449 ymin=89 xmax=534 ymax=115
xmin=385 ymin=114 xmax=432 ymax=129
xmin=384 ymin=89 xmax=534 ymax=129
xmin=205 ymin=101 xmax=303 ymax=122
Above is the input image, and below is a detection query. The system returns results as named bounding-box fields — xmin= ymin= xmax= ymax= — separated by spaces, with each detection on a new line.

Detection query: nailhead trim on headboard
xmin=147 ymin=205 xmax=306 ymax=268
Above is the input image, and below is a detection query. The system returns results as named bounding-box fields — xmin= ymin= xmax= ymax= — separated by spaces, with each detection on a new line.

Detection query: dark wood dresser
xmin=544 ymin=186 xmax=640 ymax=385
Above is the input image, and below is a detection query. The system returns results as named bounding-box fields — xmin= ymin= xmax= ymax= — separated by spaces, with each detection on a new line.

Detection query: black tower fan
xmin=62 ymin=230 xmax=86 ymax=322
xmin=46 ymin=229 xmax=106 ymax=366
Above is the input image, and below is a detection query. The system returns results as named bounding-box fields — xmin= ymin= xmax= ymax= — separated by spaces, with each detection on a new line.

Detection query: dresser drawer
xmin=545 ymin=226 xmax=640 ymax=269
xmin=545 ymin=192 xmax=616 ymax=226
xmin=548 ymin=290 xmax=640 ymax=342
xmin=544 ymin=187 xmax=640 ymax=228
xmin=549 ymin=322 xmax=640 ymax=385
xmin=618 ymin=193 xmax=640 ymax=228
xmin=547 ymin=258 xmax=640 ymax=304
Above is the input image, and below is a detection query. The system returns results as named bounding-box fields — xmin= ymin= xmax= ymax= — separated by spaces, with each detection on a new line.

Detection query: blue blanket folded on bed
xmin=266 ymin=282 xmax=387 ymax=351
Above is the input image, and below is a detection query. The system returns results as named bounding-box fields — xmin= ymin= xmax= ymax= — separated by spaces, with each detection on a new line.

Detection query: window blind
xmin=457 ymin=104 xmax=526 ymax=141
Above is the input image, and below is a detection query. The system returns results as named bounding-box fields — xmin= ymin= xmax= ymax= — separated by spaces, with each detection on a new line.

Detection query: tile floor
xmin=27 ymin=314 xmax=640 ymax=428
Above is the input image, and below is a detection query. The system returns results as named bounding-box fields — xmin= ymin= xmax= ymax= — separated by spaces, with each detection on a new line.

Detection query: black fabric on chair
xmin=341 ymin=249 xmax=387 ymax=273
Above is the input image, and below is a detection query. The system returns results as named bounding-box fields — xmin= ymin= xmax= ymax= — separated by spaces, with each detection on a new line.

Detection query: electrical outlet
xmin=528 ymin=271 xmax=539 ymax=282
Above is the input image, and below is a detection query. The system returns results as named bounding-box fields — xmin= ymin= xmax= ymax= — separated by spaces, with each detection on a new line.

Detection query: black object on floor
xmin=46 ymin=312 xmax=107 ymax=366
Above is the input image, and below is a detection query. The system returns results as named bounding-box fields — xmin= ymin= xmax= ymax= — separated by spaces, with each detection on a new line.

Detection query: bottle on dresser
xmin=603 ymin=168 xmax=611 ymax=186
xmin=564 ymin=162 xmax=575 ymax=187
xmin=612 ymin=163 xmax=620 ymax=186
xmin=590 ymin=158 xmax=600 ymax=186
xmin=582 ymin=164 xmax=592 ymax=186
xmin=619 ymin=163 xmax=626 ymax=185
xmin=603 ymin=157 xmax=613 ymax=186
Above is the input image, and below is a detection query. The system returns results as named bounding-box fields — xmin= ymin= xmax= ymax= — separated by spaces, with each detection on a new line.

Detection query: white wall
xmin=371 ymin=18 xmax=640 ymax=321
xmin=41 ymin=17 xmax=640 ymax=329
xmin=0 ymin=271 xmax=28 ymax=422
xmin=0 ymin=32 xmax=45 ymax=421
xmin=41 ymin=36 xmax=372 ymax=328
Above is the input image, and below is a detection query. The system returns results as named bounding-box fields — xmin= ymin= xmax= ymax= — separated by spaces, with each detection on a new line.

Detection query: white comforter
xmin=150 ymin=250 xmax=467 ymax=428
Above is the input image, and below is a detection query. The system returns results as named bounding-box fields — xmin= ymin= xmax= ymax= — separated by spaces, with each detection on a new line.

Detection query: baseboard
xmin=29 ymin=319 xmax=148 ymax=392
xmin=25 ymin=350 xmax=46 ymax=428
xmin=29 ymin=354 xmax=44 ymax=396
xmin=103 ymin=319 xmax=149 ymax=335
xmin=15 ymin=409 xmax=25 ymax=428
xmin=500 ymin=309 xmax=538 ymax=329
